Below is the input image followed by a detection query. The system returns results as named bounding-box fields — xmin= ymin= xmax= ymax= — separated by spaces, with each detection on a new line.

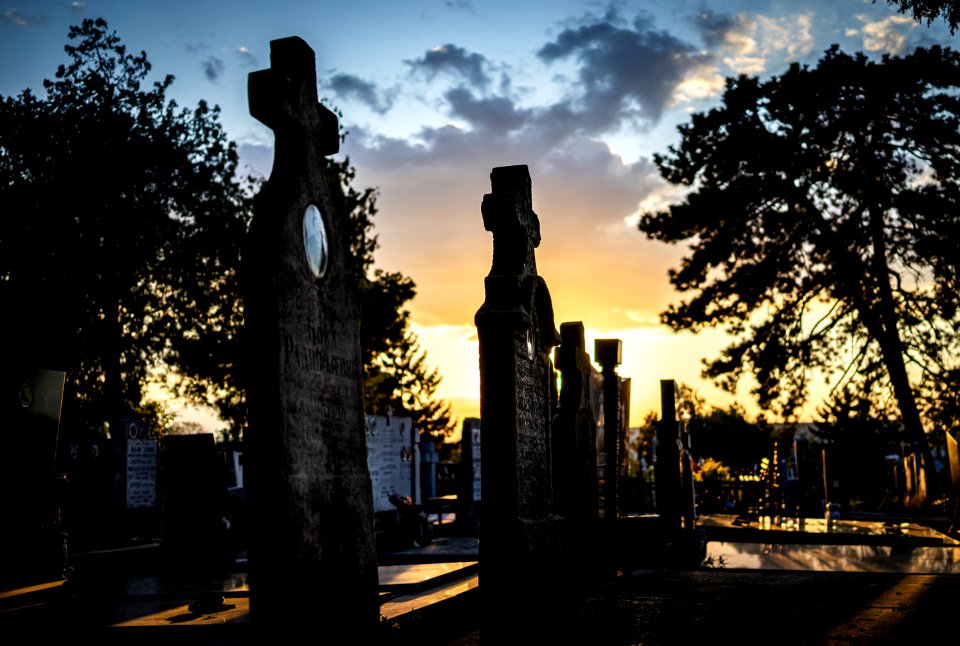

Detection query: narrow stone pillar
xmin=595 ymin=339 xmax=622 ymax=522
xmin=656 ymin=379 xmax=682 ymax=534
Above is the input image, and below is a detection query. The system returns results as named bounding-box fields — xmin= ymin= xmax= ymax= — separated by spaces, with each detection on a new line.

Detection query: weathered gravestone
xmin=456 ymin=417 xmax=481 ymax=535
xmin=552 ymin=322 xmax=601 ymax=584
xmin=656 ymin=379 xmax=682 ymax=533
xmin=595 ymin=339 xmax=623 ymax=522
xmin=159 ymin=433 xmax=227 ymax=572
xmin=365 ymin=414 xmax=418 ymax=513
xmin=243 ymin=36 xmax=378 ymax=635
xmin=619 ymin=376 xmax=631 ymax=506
xmin=475 ymin=164 xmax=561 ymax=632
xmin=0 ymin=367 xmax=66 ymax=585
xmin=552 ymin=322 xmax=599 ymax=526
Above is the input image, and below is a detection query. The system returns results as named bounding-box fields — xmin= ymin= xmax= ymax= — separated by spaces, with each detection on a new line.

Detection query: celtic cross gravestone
xmin=475 ymin=164 xmax=561 ymax=635
xmin=243 ymin=36 xmax=377 ymax=637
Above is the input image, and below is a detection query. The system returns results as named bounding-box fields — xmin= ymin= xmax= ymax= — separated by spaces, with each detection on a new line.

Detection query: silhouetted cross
xmin=248 ymin=36 xmax=339 ymax=156
xmin=482 ymin=164 xmax=541 ymax=277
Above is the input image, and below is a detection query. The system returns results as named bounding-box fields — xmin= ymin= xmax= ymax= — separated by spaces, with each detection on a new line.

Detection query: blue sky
xmin=2 ymin=0 xmax=956 ymax=430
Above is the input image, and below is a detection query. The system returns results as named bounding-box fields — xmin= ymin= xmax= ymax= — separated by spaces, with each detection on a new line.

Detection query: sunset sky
xmin=2 ymin=0 xmax=956 ymax=432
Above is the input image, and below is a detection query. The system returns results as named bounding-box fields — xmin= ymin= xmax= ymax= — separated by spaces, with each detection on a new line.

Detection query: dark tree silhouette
xmin=883 ymin=0 xmax=960 ymax=32
xmin=639 ymin=45 xmax=960 ymax=487
xmin=325 ymin=153 xmax=457 ymax=440
xmin=0 ymin=19 xmax=456 ymax=443
xmin=0 ymin=18 xmax=253 ymax=433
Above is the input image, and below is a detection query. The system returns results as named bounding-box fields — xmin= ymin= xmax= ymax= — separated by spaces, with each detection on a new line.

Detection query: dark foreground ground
xmin=445 ymin=568 xmax=960 ymax=645
xmin=5 ymin=567 xmax=957 ymax=645
xmin=4 ymin=515 xmax=960 ymax=645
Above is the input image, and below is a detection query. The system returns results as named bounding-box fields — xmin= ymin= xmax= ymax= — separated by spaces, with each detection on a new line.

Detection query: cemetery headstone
xmin=589 ymin=363 xmax=606 ymax=514
xmin=595 ymin=339 xmax=622 ymax=522
xmin=365 ymin=414 xmax=418 ymax=513
xmin=124 ymin=427 xmax=157 ymax=512
xmin=475 ymin=164 xmax=561 ymax=632
xmin=159 ymin=433 xmax=227 ymax=572
xmin=420 ymin=436 xmax=438 ymax=500
xmin=552 ymin=322 xmax=602 ymax=585
xmin=618 ymin=376 xmax=632 ymax=508
xmin=552 ymin=322 xmax=599 ymax=524
xmin=456 ymin=417 xmax=481 ymax=534
xmin=656 ymin=379 xmax=682 ymax=533
xmin=0 ymin=367 xmax=66 ymax=585
xmin=243 ymin=35 xmax=378 ymax=635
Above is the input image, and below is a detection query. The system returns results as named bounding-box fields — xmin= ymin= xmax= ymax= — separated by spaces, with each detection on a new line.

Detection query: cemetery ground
xmin=3 ymin=508 xmax=960 ymax=644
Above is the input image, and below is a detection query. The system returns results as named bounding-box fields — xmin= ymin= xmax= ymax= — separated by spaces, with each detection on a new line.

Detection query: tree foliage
xmin=0 ymin=18 xmax=252 ymax=433
xmin=638 ymin=45 xmax=960 ymax=475
xmin=0 ymin=19 xmax=456 ymax=443
xmin=883 ymin=0 xmax=960 ymax=33
xmin=324 ymin=153 xmax=456 ymax=440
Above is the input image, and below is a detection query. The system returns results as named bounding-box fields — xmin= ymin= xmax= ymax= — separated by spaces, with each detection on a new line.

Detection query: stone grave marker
xmin=619 ymin=376 xmax=632 ymax=503
xmin=552 ymin=322 xmax=599 ymax=524
xmin=243 ymin=36 xmax=378 ymax=635
xmin=365 ymin=414 xmax=418 ymax=512
xmin=0 ymin=367 xmax=66 ymax=585
xmin=595 ymin=339 xmax=622 ymax=522
xmin=656 ymin=379 xmax=682 ymax=533
xmin=589 ymin=360 xmax=606 ymax=514
xmin=159 ymin=433 xmax=227 ymax=572
xmin=475 ymin=164 xmax=561 ymax=633
xmin=456 ymin=417 xmax=481 ymax=534
xmin=552 ymin=322 xmax=602 ymax=585
xmin=122 ymin=419 xmax=157 ymax=511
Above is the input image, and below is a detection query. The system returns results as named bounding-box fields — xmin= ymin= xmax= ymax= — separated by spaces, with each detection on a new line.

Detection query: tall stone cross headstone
xmin=475 ymin=164 xmax=561 ymax=634
xmin=243 ymin=36 xmax=378 ymax=637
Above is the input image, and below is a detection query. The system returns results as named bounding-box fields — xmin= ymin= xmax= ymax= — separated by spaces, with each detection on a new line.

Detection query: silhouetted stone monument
xmin=456 ymin=417 xmax=481 ymax=535
xmin=618 ymin=376 xmax=632 ymax=505
xmin=595 ymin=339 xmax=622 ymax=522
xmin=160 ymin=433 xmax=227 ymax=572
xmin=552 ymin=322 xmax=599 ymax=525
xmin=475 ymin=164 xmax=561 ymax=635
xmin=656 ymin=379 xmax=682 ymax=534
xmin=0 ymin=367 xmax=66 ymax=585
xmin=243 ymin=36 xmax=378 ymax=637
xmin=552 ymin=322 xmax=602 ymax=586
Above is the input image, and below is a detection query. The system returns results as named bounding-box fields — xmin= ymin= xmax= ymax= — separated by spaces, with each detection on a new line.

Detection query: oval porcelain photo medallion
xmin=302 ymin=203 xmax=329 ymax=278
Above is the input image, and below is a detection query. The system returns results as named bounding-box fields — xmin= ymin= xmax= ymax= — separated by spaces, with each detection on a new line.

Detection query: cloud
xmin=692 ymin=10 xmax=739 ymax=49
xmin=857 ymin=14 xmax=916 ymax=54
xmin=324 ymin=73 xmax=395 ymax=114
xmin=406 ymin=44 xmax=491 ymax=88
xmin=445 ymin=0 xmax=473 ymax=10
xmin=670 ymin=62 xmax=727 ymax=106
xmin=692 ymin=11 xmax=814 ymax=75
xmin=202 ymin=56 xmax=224 ymax=82
xmin=3 ymin=8 xmax=46 ymax=25
xmin=444 ymin=87 xmax=531 ymax=132
xmin=70 ymin=1 xmax=85 ymax=12
xmin=756 ymin=14 xmax=814 ymax=61
xmin=537 ymin=13 xmax=714 ymax=127
xmin=235 ymin=46 xmax=258 ymax=68
xmin=692 ymin=11 xmax=763 ymax=73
